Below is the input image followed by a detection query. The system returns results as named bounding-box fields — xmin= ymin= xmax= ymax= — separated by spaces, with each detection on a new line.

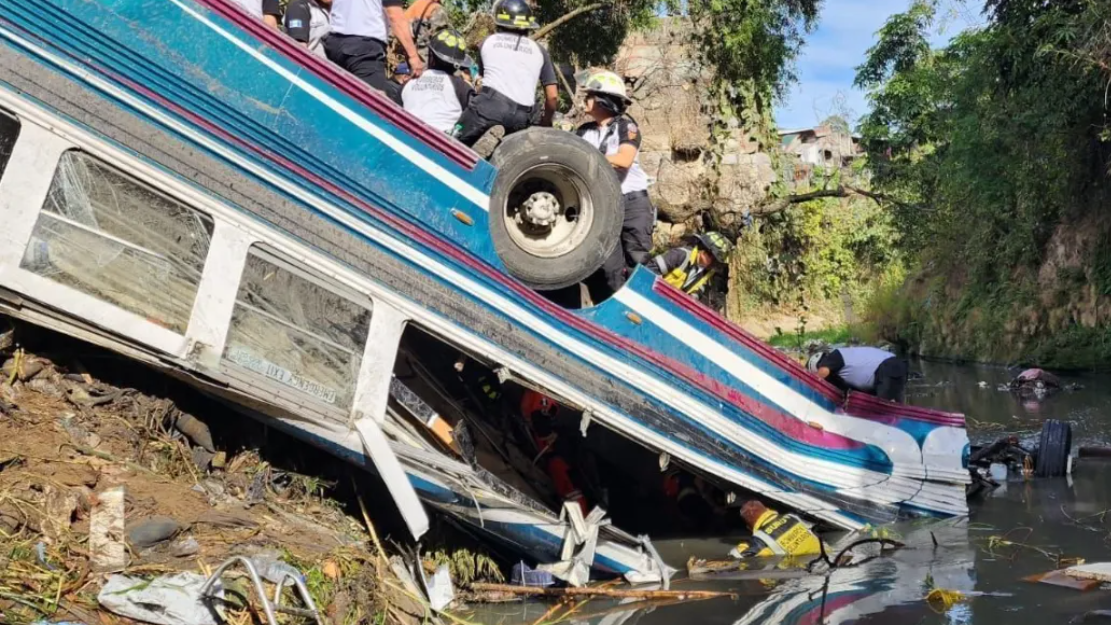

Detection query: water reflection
xmin=467 ymin=361 xmax=1111 ymax=624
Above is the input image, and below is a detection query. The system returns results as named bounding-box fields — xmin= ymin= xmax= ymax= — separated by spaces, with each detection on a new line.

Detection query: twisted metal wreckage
xmin=0 ymin=0 xmax=970 ymax=586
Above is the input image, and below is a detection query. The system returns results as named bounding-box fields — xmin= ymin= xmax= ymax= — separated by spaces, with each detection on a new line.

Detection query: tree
xmin=854 ymin=0 xmax=1111 ymax=307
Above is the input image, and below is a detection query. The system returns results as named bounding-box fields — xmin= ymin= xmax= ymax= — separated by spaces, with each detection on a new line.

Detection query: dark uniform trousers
xmin=874 ymin=358 xmax=909 ymax=403
xmin=586 ymin=190 xmax=655 ymax=299
xmin=324 ymin=34 xmax=401 ymax=103
xmin=453 ymin=88 xmax=534 ymax=146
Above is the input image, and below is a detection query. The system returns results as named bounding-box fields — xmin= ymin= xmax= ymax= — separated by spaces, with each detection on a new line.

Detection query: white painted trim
xmin=0 ymin=268 xmax=186 ymax=353
xmin=0 ymin=124 xmax=70 ymax=270
xmin=613 ymin=289 xmax=926 ymax=459
xmin=184 ymin=221 xmax=256 ymax=367
xmin=352 ymin=303 xmax=406 ymax=426
xmin=164 ymin=0 xmax=490 ymax=211
xmin=354 ymin=416 xmax=430 ymax=538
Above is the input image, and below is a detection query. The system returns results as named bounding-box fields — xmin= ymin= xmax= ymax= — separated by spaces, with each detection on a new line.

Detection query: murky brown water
xmin=468 ymin=360 xmax=1111 ymax=624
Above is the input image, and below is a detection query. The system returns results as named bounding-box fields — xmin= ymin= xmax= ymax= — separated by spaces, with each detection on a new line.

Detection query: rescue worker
xmin=729 ymin=500 xmax=822 ymax=559
xmin=520 ymin=390 xmax=587 ymax=514
xmin=324 ymin=0 xmax=423 ymax=100
xmin=649 ymin=232 xmax=734 ymax=297
xmin=576 ymin=70 xmax=653 ymax=294
xmin=230 ymin=0 xmax=283 ymax=29
xmin=452 ymin=0 xmax=559 ymax=149
xmin=284 ymin=0 xmax=331 ymax=58
xmin=401 ymin=29 xmax=474 ymax=133
xmin=807 ymin=346 xmax=909 ymax=403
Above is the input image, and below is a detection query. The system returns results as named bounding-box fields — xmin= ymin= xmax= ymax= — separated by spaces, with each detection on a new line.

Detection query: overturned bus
xmin=0 ymin=0 xmax=969 ymax=584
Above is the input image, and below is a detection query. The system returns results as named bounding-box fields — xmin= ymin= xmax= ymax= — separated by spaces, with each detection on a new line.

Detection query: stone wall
xmin=612 ymin=18 xmax=778 ymax=243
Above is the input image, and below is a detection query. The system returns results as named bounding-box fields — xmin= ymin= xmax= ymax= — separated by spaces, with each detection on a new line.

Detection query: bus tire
xmin=489 ymin=127 xmax=622 ymax=291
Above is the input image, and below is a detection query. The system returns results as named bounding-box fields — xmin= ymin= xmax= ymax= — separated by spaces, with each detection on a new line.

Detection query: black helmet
xmin=493 ymin=0 xmax=538 ymax=30
xmin=428 ymin=29 xmax=470 ymax=68
xmin=690 ymin=231 xmax=734 ymax=264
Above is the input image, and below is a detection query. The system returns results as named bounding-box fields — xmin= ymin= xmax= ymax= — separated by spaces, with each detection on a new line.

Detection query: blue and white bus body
xmin=0 ymin=0 xmax=968 ymax=581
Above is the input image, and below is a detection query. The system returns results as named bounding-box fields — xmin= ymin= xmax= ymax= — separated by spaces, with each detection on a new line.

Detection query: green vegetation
xmin=767 ymin=325 xmax=854 ymax=350
xmin=853 ymin=0 xmax=1111 ymax=368
xmin=729 ymin=166 xmax=905 ymax=332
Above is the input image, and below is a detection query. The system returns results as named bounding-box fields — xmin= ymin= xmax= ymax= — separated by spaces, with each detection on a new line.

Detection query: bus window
xmin=20 ymin=151 xmax=213 ymax=333
xmin=0 ymin=109 xmax=18 ymax=179
xmin=222 ymin=248 xmax=371 ymax=411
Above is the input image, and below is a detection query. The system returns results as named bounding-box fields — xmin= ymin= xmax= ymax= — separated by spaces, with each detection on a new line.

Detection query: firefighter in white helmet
xmin=575 ymin=70 xmax=653 ymax=298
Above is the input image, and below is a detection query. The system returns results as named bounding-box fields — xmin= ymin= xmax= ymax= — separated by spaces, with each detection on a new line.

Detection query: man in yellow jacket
xmin=648 ymin=232 xmax=734 ymax=297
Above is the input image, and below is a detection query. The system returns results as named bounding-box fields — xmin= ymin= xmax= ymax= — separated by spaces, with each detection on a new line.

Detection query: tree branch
xmin=754 ymin=184 xmax=919 ymax=215
xmin=533 ymin=2 xmax=607 ymax=41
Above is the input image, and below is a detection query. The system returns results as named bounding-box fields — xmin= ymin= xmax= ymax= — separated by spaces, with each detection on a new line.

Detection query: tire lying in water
xmin=1034 ymin=419 xmax=1072 ymax=478
xmin=489 ymin=127 xmax=623 ymax=291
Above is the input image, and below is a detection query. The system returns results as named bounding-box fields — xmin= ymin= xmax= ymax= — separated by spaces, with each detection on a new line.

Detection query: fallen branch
xmin=469 ymin=582 xmax=736 ymax=601
xmin=755 ymin=184 xmax=920 ymax=216
xmin=533 ymin=3 xmax=606 ymax=40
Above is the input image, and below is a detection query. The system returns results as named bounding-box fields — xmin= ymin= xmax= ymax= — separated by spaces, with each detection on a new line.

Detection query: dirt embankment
xmin=0 ymin=323 xmax=436 ymax=625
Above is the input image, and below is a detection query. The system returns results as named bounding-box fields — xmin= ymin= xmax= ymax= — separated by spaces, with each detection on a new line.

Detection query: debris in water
xmin=925 ymin=588 xmax=966 ymax=612
xmin=1064 ymin=562 xmax=1111 ymax=584
xmin=510 ymin=561 xmax=555 ymax=587
xmin=426 ymin=564 xmax=455 ymax=611
xmin=1023 ymin=568 xmax=1100 ymax=591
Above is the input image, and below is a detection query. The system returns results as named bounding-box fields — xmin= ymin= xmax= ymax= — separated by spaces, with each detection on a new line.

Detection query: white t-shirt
xmin=402 ymin=69 xmax=474 ymax=133
xmin=576 ymin=118 xmax=649 ymax=194
xmin=330 ymin=0 xmax=397 ymax=42
xmin=478 ymin=32 xmax=557 ymax=106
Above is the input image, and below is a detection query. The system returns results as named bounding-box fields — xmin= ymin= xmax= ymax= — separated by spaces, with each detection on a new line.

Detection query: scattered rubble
xmin=0 ymin=334 xmax=481 ymax=624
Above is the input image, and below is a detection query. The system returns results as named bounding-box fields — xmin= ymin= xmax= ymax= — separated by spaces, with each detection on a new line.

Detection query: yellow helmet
xmin=581 ymin=70 xmax=631 ymax=104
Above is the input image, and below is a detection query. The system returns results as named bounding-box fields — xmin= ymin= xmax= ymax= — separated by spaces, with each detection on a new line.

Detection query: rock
xmin=170 ymin=536 xmax=200 ymax=557
xmin=25 ymin=377 xmax=64 ymax=398
xmin=43 ymin=486 xmax=79 ymax=539
xmin=322 ymin=559 xmax=340 ymax=580
xmin=172 ymin=413 xmax=215 ymax=452
xmin=65 ymin=385 xmax=119 ymax=408
xmin=59 ymin=416 xmax=101 ymax=449
xmin=191 ymin=447 xmax=215 ymax=471
xmin=2 ymin=358 xmax=44 ymax=381
xmin=127 ymin=515 xmax=181 ymax=548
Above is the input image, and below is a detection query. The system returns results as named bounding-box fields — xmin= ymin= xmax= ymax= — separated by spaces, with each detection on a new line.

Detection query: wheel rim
xmin=502 ymin=163 xmax=595 ymax=259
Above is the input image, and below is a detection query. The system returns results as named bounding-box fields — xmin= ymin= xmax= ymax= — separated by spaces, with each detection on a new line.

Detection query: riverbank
xmin=865 ymin=276 xmax=1111 ymax=371
xmin=0 ymin=330 xmax=491 ymax=625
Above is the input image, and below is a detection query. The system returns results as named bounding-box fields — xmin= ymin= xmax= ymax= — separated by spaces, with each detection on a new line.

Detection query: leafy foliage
xmin=855 ymin=0 xmax=1111 ymax=365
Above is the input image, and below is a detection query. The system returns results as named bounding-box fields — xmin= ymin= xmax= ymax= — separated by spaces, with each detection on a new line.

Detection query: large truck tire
xmin=1035 ymin=419 xmax=1072 ymax=478
xmin=489 ymin=127 xmax=623 ymax=291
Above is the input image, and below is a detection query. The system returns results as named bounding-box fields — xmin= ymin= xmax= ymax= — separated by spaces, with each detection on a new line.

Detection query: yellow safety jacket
xmin=659 ymin=247 xmax=715 ymax=296
xmin=731 ymin=509 xmax=822 ymax=559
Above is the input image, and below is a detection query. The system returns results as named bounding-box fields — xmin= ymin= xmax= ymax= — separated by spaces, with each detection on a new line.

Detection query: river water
xmin=469 ymin=361 xmax=1111 ymax=624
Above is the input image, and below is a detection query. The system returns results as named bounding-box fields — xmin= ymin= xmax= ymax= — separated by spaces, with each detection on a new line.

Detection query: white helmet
xmin=581 ymin=70 xmax=631 ymax=104
xmin=806 ymin=352 xmax=825 ymax=372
